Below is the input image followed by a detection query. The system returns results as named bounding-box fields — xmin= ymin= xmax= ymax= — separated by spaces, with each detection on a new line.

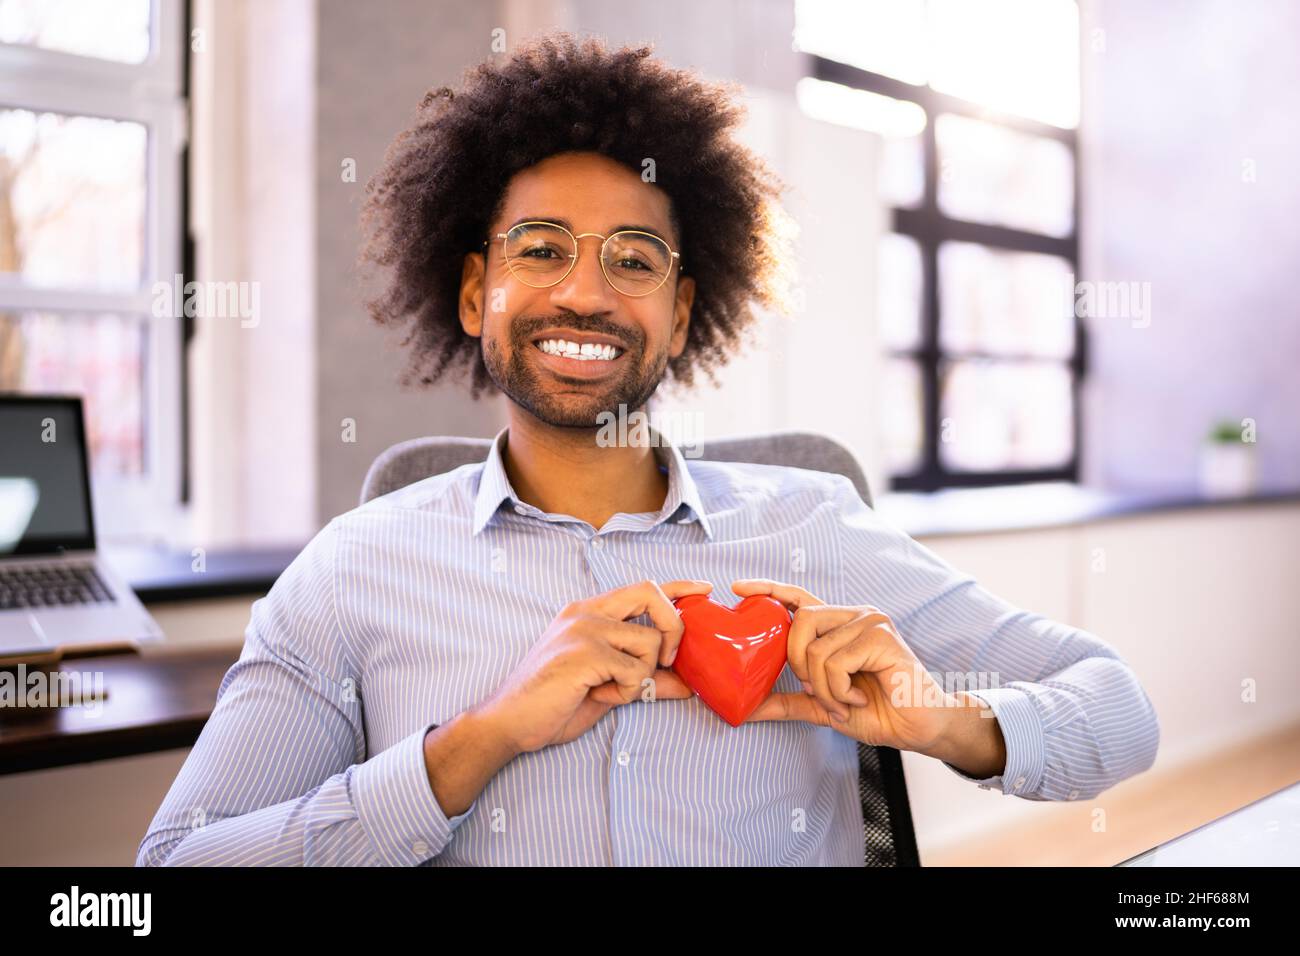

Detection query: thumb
xmin=587 ymin=682 xmax=628 ymax=706
xmin=745 ymin=692 xmax=831 ymax=726
xmin=648 ymin=668 xmax=694 ymax=700
xmin=587 ymin=669 xmax=693 ymax=706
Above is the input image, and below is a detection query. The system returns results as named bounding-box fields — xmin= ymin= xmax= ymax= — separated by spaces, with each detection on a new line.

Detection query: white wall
xmin=900 ymin=501 xmax=1300 ymax=858
xmin=189 ymin=0 xmax=318 ymax=549
xmin=1079 ymin=0 xmax=1300 ymax=492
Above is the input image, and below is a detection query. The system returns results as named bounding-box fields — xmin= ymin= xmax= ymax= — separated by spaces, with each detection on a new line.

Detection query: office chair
xmin=361 ymin=430 xmax=921 ymax=866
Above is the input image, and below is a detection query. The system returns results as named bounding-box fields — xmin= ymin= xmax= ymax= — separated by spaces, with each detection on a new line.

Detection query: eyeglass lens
xmin=502 ymin=222 xmax=672 ymax=295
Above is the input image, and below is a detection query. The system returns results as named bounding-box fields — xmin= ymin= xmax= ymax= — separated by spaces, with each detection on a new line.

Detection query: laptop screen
xmin=0 ymin=396 xmax=96 ymax=556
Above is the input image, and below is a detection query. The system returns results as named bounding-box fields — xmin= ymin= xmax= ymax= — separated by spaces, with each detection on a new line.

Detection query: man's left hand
xmin=732 ymin=578 xmax=1002 ymax=773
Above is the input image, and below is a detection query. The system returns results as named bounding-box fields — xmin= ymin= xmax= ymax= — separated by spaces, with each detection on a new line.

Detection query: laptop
xmin=0 ymin=394 xmax=163 ymax=658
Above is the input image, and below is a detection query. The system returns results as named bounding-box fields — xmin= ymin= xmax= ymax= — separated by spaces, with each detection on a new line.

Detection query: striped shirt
xmin=137 ymin=426 xmax=1160 ymax=866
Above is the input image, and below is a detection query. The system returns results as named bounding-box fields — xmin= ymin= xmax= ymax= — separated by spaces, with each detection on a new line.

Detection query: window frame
xmin=810 ymin=54 xmax=1087 ymax=492
xmin=0 ymin=0 xmax=190 ymax=540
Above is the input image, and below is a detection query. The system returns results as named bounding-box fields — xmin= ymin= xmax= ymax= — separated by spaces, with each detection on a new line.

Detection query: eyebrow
xmin=506 ymin=216 xmax=672 ymax=245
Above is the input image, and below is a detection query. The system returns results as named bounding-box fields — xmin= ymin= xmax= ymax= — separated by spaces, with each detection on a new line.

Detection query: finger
xmin=596 ymin=644 xmax=655 ymax=703
xmin=805 ymin=622 xmax=865 ymax=719
xmin=589 ymin=580 xmax=704 ymax=667
xmin=581 ymin=688 xmax=621 ymax=715
xmin=787 ymin=604 xmax=862 ymax=682
xmin=589 ymin=681 xmax=632 ymax=706
xmin=655 ymin=579 xmax=715 ymax=666
xmin=730 ymin=578 xmax=824 ymax=613
xmin=825 ymin=624 xmax=896 ymax=706
xmin=589 ymin=667 xmax=694 ymax=706
xmin=585 ymin=617 xmax=662 ymax=669
xmin=744 ymin=692 xmax=831 ymax=726
xmin=648 ymin=668 xmax=694 ymax=700
xmin=591 ymin=578 xmax=701 ymax=625
xmin=658 ymin=579 xmax=714 ymax=601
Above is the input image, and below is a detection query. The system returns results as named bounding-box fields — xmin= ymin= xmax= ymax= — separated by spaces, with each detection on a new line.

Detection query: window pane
xmin=938 ymin=358 xmax=1072 ymax=472
xmin=927 ymin=0 xmax=1079 ymax=129
xmin=795 ymin=78 xmax=925 ymax=207
xmin=878 ymin=233 xmax=923 ymax=350
xmin=939 ymin=242 xmax=1074 ymax=359
xmin=882 ymin=357 xmax=924 ymax=474
xmin=794 ymin=0 xmax=927 ymax=85
xmin=0 ymin=0 xmax=151 ymax=63
xmin=0 ymin=108 xmax=146 ymax=290
xmin=935 ymin=113 xmax=1074 ymax=237
xmin=0 ymin=312 xmax=146 ymax=477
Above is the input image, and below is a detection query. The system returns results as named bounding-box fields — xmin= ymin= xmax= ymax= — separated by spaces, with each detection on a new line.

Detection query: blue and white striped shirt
xmin=137 ymin=426 xmax=1160 ymax=866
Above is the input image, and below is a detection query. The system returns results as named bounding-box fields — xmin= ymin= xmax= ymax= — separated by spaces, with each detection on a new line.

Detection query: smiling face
xmin=459 ymin=151 xmax=695 ymax=429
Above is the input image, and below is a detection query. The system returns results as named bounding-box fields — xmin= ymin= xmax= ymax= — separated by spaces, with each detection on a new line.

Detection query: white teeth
xmin=536 ymin=339 xmax=621 ymax=360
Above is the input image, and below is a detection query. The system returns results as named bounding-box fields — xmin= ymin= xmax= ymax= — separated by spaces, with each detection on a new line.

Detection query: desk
xmin=0 ymin=646 xmax=238 ymax=775
xmin=1117 ymin=780 xmax=1300 ymax=866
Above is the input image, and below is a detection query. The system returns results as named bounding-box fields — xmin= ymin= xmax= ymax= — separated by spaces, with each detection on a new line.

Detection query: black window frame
xmin=179 ymin=0 xmax=195 ymax=504
xmin=809 ymin=55 xmax=1088 ymax=492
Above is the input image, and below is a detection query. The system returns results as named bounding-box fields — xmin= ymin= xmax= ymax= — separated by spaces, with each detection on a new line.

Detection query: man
xmin=138 ymin=32 xmax=1159 ymax=866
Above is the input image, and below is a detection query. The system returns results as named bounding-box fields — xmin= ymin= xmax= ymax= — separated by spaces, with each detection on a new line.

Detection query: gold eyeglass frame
xmin=482 ymin=220 xmax=682 ymax=297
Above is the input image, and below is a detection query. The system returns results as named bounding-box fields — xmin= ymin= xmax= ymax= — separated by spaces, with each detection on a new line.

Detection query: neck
xmin=500 ymin=407 xmax=669 ymax=531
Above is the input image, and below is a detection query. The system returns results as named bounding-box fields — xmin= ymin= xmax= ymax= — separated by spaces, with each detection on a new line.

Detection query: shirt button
xmin=616 ymin=750 xmax=630 ymax=766
xmin=978 ymin=784 xmax=991 ymax=791
xmin=1014 ymin=776 xmax=1026 ymax=790
xmin=591 ymin=537 xmax=606 ymax=551
xmin=1069 ymin=788 xmax=1080 ymax=800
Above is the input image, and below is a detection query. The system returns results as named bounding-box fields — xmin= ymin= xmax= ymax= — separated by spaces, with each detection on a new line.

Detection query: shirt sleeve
xmin=831 ymin=477 xmax=1160 ymax=801
xmin=135 ymin=517 xmax=476 ymax=866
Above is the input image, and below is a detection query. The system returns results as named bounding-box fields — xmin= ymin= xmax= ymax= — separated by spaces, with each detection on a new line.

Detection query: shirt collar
xmin=471 ymin=424 xmax=714 ymax=540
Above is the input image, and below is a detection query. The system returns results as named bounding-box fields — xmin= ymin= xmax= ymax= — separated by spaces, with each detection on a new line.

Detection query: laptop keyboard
xmin=0 ymin=563 xmax=115 ymax=609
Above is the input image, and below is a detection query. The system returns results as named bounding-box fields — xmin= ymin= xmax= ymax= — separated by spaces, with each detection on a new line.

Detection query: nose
xmin=548 ymin=235 xmax=620 ymax=315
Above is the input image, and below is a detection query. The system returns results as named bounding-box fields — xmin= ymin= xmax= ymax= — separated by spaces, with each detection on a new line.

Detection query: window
xmin=0 ymin=0 xmax=189 ymax=537
xmin=795 ymin=0 xmax=1085 ymax=491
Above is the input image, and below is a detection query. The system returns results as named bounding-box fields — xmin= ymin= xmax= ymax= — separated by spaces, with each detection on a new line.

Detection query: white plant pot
xmin=1198 ymin=442 xmax=1257 ymax=498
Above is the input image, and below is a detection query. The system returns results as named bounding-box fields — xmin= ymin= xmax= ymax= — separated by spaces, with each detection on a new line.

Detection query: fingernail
xmin=801 ymin=680 xmax=813 ymax=695
xmin=832 ymin=710 xmax=849 ymax=722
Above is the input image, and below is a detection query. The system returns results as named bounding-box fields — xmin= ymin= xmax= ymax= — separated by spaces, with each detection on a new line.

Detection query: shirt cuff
xmin=351 ymin=722 xmax=477 ymax=865
xmin=941 ymin=685 xmax=1045 ymax=797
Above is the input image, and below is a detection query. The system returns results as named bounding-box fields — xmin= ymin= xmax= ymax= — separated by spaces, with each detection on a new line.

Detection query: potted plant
xmin=1198 ymin=419 xmax=1257 ymax=498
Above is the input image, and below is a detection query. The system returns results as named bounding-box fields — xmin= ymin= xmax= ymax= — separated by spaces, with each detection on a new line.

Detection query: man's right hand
xmin=474 ymin=579 xmax=713 ymax=754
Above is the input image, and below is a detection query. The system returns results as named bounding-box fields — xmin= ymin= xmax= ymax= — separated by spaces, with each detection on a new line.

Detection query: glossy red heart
xmin=671 ymin=593 xmax=792 ymax=727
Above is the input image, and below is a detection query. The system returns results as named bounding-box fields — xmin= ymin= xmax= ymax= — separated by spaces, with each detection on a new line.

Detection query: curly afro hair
xmin=358 ymin=30 xmax=797 ymax=398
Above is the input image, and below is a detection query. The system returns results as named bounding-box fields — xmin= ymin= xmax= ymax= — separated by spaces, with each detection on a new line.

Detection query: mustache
xmin=514 ymin=314 xmax=643 ymax=350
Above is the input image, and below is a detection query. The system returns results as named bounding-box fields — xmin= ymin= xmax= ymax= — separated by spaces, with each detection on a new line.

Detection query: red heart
xmin=671 ymin=593 xmax=792 ymax=727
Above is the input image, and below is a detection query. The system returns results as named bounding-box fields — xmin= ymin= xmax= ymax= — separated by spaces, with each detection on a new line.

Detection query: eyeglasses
xmin=482 ymin=221 xmax=682 ymax=297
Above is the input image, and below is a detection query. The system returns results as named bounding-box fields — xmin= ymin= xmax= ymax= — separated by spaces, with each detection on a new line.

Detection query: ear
xmin=459 ymin=251 xmax=486 ymax=337
xmin=668 ymin=274 xmax=695 ymax=359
